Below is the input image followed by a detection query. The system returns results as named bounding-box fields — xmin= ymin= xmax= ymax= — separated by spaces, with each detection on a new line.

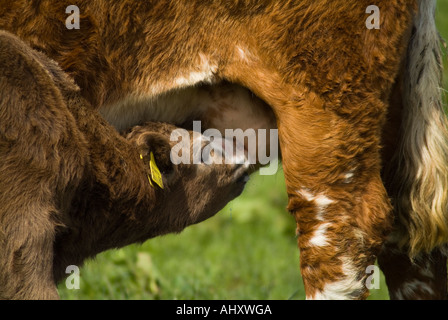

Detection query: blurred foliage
xmin=438 ymin=0 xmax=448 ymax=89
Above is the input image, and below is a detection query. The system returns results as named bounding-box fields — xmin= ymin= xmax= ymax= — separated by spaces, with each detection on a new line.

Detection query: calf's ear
xmin=136 ymin=132 xmax=174 ymax=175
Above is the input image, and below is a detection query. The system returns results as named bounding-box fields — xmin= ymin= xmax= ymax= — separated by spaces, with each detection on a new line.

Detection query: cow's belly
xmin=99 ymin=82 xmax=278 ymax=166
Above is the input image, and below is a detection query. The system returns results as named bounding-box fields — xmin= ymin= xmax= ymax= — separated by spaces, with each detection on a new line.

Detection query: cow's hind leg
xmin=378 ymin=55 xmax=448 ymax=300
xmin=378 ymin=243 xmax=447 ymax=300
xmin=276 ymin=103 xmax=392 ymax=299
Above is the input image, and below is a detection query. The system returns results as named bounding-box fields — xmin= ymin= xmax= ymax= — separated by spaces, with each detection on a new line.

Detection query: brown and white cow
xmin=0 ymin=31 xmax=249 ymax=299
xmin=1 ymin=0 xmax=447 ymax=299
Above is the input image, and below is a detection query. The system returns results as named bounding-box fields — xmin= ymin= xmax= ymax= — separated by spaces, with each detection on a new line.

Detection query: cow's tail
xmin=391 ymin=0 xmax=448 ymax=257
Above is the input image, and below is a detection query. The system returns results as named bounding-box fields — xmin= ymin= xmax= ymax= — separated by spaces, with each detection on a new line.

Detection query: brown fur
xmin=0 ymin=31 xmax=249 ymax=299
xmin=1 ymin=0 xmax=447 ymax=299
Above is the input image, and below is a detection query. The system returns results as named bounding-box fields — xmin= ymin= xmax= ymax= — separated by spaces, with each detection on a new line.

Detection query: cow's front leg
xmin=275 ymin=98 xmax=392 ymax=300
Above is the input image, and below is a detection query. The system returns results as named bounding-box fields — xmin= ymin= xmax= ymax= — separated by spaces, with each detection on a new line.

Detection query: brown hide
xmin=0 ymin=31 xmax=248 ymax=299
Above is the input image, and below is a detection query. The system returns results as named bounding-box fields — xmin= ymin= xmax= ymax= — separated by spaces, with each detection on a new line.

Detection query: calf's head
xmin=125 ymin=122 xmax=250 ymax=232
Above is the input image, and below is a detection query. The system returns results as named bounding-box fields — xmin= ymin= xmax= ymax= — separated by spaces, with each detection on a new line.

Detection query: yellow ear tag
xmin=140 ymin=154 xmax=155 ymax=188
xmin=149 ymin=152 xmax=164 ymax=189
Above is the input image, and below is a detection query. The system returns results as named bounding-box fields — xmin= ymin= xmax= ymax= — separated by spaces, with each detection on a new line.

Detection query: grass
xmin=59 ymin=4 xmax=448 ymax=300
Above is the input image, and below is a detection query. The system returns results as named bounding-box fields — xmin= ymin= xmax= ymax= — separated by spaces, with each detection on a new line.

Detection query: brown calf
xmin=0 ymin=31 xmax=249 ymax=299
xmin=1 ymin=0 xmax=447 ymax=299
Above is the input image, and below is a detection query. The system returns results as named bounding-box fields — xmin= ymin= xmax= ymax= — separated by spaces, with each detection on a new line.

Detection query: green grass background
xmin=59 ymin=3 xmax=448 ymax=300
